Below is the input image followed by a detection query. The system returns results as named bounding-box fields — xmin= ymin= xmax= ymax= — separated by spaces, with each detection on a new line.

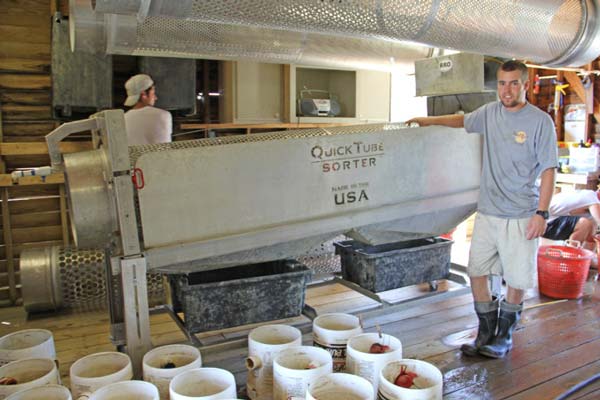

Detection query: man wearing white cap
xmin=123 ymin=74 xmax=172 ymax=145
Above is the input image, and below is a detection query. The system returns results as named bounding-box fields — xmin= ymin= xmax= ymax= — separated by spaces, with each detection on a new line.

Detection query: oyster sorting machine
xmin=46 ymin=111 xmax=482 ymax=369
xmin=40 ymin=0 xmax=600 ymax=375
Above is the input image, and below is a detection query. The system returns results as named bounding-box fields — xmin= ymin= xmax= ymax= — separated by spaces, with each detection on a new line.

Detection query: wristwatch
xmin=535 ymin=210 xmax=549 ymax=220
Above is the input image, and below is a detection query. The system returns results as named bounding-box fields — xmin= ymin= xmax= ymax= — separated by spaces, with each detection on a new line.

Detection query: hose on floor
xmin=553 ymin=372 xmax=600 ymax=400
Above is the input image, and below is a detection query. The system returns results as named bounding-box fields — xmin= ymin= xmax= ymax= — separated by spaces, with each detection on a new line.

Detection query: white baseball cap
xmin=124 ymin=74 xmax=154 ymax=106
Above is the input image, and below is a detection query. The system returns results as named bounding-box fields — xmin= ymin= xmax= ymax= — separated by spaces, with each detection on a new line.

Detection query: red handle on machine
xmin=132 ymin=168 xmax=145 ymax=189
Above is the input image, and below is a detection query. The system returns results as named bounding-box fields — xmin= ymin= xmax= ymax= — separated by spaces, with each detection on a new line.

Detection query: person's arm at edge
xmin=164 ymin=110 xmax=173 ymax=143
xmin=406 ymin=114 xmax=465 ymax=128
xmin=588 ymin=203 xmax=600 ymax=227
xmin=527 ymin=167 xmax=556 ymax=240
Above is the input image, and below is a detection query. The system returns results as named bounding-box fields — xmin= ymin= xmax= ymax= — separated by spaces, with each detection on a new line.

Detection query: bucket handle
xmin=564 ymin=239 xmax=582 ymax=248
xmin=544 ymin=246 xmax=593 ymax=260
xmin=544 ymin=248 xmax=565 ymax=258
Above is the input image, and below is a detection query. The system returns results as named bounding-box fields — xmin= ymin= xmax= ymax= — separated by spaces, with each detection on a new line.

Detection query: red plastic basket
xmin=537 ymin=245 xmax=593 ymax=299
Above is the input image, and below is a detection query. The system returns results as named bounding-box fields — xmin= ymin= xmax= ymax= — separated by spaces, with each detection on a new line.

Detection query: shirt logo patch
xmin=514 ymin=131 xmax=527 ymax=144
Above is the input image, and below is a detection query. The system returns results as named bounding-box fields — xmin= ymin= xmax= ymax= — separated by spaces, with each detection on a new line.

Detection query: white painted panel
xmin=136 ymin=126 xmax=481 ymax=249
xmin=235 ymin=61 xmax=282 ymax=122
xmin=357 ymin=70 xmax=390 ymax=122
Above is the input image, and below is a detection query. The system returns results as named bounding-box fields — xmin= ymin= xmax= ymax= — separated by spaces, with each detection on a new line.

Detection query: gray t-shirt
xmin=464 ymin=101 xmax=558 ymax=218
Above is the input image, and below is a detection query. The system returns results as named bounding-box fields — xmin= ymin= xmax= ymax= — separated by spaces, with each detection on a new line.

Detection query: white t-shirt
xmin=548 ymin=190 xmax=600 ymax=222
xmin=124 ymin=106 xmax=172 ymax=145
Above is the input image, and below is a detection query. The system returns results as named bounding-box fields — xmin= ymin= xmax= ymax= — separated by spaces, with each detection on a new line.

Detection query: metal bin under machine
xmin=169 ymin=260 xmax=312 ymax=333
xmin=335 ymin=238 xmax=452 ymax=292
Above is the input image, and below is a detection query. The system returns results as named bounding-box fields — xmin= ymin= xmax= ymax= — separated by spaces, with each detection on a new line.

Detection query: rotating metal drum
xmin=63 ymin=149 xmax=115 ymax=249
xmin=20 ymin=246 xmax=165 ymax=313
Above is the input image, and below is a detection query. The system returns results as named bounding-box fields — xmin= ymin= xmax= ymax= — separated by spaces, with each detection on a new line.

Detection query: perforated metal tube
xmin=183 ymin=0 xmax=598 ymax=66
xmin=127 ymin=123 xmax=412 ymax=165
xmin=82 ymin=0 xmax=600 ymax=67
xmin=20 ymin=246 xmax=165 ymax=312
xmin=104 ymin=14 xmax=430 ymax=71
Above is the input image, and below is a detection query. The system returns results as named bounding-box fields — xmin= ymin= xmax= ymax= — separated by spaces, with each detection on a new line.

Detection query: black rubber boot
xmin=478 ymin=300 xmax=522 ymax=359
xmin=460 ymin=298 xmax=499 ymax=356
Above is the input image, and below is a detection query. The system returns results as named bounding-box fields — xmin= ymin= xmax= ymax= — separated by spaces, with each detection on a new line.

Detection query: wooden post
xmin=282 ymin=65 xmax=290 ymax=123
xmin=1 ymin=190 xmax=16 ymax=304
xmin=218 ymin=61 xmax=234 ymax=124
xmin=0 ymin=101 xmax=17 ymax=304
xmin=564 ymin=69 xmax=598 ymax=143
xmin=527 ymin=67 xmax=538 ymax=106
xmin=585 ymin=74 xmax=595 ymax=143
xmin=555 ymin=71 xmax=565 ymax=141
xmin=59 ymin=185 xmax=70 ymax=247
xmin=203 ymin=60 xmax=210 ymax=124
xmin=50 ymin=0 xmax=69 ymax=16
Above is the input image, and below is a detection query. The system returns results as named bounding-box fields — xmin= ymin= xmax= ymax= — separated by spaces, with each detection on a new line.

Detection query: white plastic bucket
xmin=346 ymin=333 xmax=403 ymax=391
xmin=88 ymin=380 xmax=159 ymax=400
xmin=306 ymin=373 xmax=375 ymax=400
xmin=246 ymin=324 xmax=302 ymax=400
xmin=312 ymin=313 xmax=362 ymax=372
xmin=0 ymin=358 xmax=60 ymax=399
xmin=169 ymin=367 xmax=237 ymax=400
xmin=6 ymin=384 xmax=72 ymax=400
xmin=378 ymin=359 xmax=443 ymax=400
xmin=273 ymin=346 xmax=333 ymax=400
xmin=0 ymin=329 xmax=56 ymax=366
xmin=143 ymin=344 xmax=202 ymax=400
xmin=69 ymin=352 xmax=133 ymax=399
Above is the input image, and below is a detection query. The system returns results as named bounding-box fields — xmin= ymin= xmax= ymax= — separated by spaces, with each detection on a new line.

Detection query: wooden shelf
xmin=556 ymin=171 xmax=599 ymax=190
xmin=0 ymin=141 xmax=91 ymax=156
xmin=179 ymin=122 xmax=356 ymax=135
xmin=0 ymin=172 xmax=64 ymax=187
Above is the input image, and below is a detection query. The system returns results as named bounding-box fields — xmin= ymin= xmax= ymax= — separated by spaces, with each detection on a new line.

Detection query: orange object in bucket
xmin=537 ymin=245 xmax=593 ymax=299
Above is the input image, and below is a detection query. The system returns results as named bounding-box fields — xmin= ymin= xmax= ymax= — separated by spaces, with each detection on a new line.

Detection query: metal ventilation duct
xmin=72 ymin=2 xmax=432 ymax=71
xmin=106 ymin=14 xmax=431 ymax=71
xmin=80 ymin=0 xmax=600 ymax=67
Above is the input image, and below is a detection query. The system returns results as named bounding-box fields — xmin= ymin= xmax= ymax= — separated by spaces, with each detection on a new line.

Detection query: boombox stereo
xmin=297 ymin=89 xmax=341 ymax=117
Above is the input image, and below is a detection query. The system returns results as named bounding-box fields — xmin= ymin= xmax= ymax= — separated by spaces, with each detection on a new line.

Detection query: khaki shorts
xmin=468 ymin=213 xmax=538 ymax=290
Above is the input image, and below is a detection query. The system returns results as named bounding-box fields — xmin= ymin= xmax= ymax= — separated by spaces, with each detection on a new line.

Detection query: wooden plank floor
xmin=0 ymin=275 xmax=599 ymax=399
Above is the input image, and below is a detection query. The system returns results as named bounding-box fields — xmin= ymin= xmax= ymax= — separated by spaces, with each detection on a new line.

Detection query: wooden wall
xmin=528 ymin=61 xmax=600 ymax=142
xmin=0 ymin=0 xmax=71 ymax=305
xmin=0 ymin=0 xmax=221 ymax=306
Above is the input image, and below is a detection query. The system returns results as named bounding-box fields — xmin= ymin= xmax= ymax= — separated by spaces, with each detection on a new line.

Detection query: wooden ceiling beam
xmin=564 ymin=71 xmax=600 ymax=123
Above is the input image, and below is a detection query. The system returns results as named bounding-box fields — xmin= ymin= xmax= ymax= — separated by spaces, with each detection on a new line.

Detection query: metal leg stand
xmin=120 ymin=256 xmax=152 ymax=378
xmin=159 ymin=304 xmax=203 ymax=347
xmin=106 ymin=254 xmax=125 ymax=348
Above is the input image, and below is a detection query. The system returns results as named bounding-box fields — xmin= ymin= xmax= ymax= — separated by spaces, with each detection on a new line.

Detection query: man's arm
xmin=407 ymin=114 xmax=465 ymax=128
xmin=588 ymin=203 xmax=600 ymax=226
xmin=537 ymin=168 xmax=556 ymax=212
xmin=527 ymin=167 xmax=556 ymax=240
xmin=160 ymin=110 xmax=173 ymax=143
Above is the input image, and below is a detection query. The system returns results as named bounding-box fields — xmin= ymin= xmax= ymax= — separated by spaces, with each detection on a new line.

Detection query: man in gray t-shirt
xmin=409 ymin=60 xmax=558 ymax=359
